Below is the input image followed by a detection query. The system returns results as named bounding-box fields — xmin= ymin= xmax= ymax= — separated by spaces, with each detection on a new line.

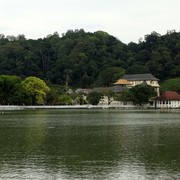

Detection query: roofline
xmin=122 ymin=73 xmax=160 ymax=81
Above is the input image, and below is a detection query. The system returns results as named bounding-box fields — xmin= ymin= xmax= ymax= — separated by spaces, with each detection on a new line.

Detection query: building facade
xmin=156 ymin=91 xmax=180 ymax=109
xmin=114 ymin=73 xmax=160 ymax=96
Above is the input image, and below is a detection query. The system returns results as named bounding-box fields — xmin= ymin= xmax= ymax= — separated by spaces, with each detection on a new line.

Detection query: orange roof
xmin=114 ymin=79 xmax=131 ymax=85
xmin=157 ymin=91 xmax=180 ymax=101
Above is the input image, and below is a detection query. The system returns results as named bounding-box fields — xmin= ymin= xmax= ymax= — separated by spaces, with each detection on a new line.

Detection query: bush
xmin=87 ymin=92 xmax=103 ymax=105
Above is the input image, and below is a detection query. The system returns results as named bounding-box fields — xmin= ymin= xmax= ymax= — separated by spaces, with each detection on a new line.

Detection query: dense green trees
xmin=0 ymin=75 xmax=22 ymax=104
xmin=96 ymin=67 xmax=125 ymax=86
xmin=0 ymin=30 xmax=179 ymax=88
xmin=87 ymin=92 xmax=103 ymax=105
xmin=0 ymin=75 xmax=50 ymax=105
xmin=129 ymin=85 xmax=156 ymax=105
xmin=57 ymin=94 xmax=73 ymax=105
xmin=120 ymin=85 xmax=156 ymax=106
xmin=0 ymin=74 xmax=178 ymax=106
xmin=22 ymin=77 xmax=50 ymax=105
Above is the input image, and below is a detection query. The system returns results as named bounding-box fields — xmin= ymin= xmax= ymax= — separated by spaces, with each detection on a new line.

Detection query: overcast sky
xmin=0 ymin=0 xmax=179 ymax=43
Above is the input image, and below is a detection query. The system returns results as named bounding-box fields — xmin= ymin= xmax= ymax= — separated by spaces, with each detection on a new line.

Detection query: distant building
xmin=92 ymin=73 xmax=160 ymax=106
xmin=75 ymin=88 xmax=91 ymax=95
xmin=114 ymin=73 xmax=160 ymax=96
xmin=156 ymin=91 xmax=180 ymax=108
xmin=113 ymin=79 xmax=130 ymax=93
xmin=114 ymin=79 xmax=131 ymax=87
xmin=66 ymin=89 xmax=74 ymax=94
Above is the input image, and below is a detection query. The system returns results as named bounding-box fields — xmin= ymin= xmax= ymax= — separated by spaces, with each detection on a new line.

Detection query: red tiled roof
xmin=157 ymin=91 xmax=180 ymax=101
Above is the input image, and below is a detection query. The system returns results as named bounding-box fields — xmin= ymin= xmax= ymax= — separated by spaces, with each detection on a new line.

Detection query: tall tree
xmin=0 ymin=75 xmax=23 ymax=104
xmin=22 ymin=77 xmax=50 ymax=105
xmin=130 ymin=84 xmax=157 ymax=106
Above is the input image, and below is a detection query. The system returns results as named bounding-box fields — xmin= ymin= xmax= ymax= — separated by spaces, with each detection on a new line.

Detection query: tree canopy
xmin=0 ymin=29 xmax=179 ymax=87
xmin=22 ymin=76 xmax=50 ymax=104
xmin=0 ymin=75 xmax=22 ymax=104
xmin=87 ymin=92 xmax=103 ymax=105
xmin=120 ymin=84 xmax=156 ymax=106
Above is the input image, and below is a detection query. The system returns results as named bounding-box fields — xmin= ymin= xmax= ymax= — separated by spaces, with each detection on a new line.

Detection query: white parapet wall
xmin=156 ymin=100 xmax=180 ymax=109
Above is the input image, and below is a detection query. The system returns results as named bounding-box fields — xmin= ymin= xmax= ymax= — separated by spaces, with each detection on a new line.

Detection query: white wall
xmin=156 ymin=100 xmax=180 ymax=108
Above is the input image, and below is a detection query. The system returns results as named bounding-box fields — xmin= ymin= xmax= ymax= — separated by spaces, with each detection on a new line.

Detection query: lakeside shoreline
xmin=0 ymin=104 xmax=156 ymax=111
xmin=0 ymin=105 xmax=179 ymax=111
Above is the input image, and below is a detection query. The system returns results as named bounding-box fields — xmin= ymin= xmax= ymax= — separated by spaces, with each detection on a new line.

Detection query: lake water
xmin=0 ymin=109 xmax=180 ymax=180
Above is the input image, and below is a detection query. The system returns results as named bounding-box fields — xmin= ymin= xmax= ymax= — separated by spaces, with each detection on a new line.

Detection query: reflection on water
xmin=0 ymin=109 xmax=180 ymax=179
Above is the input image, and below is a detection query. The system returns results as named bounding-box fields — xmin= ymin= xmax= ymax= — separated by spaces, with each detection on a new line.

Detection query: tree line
xmin=0 ymin=75 xmax=49 ymax=105
xmin=0 ymin=74 xmax=157 ymax=106
xmin=0 ymin=29 xmax=179 ymax=88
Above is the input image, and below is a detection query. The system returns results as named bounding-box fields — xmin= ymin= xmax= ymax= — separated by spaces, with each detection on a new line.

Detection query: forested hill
xmin=0 ymin=29 xmax=179 ymax=87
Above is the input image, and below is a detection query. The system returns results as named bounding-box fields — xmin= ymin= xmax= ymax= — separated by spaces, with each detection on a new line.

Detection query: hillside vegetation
xmin=160 ymin=78 xmax=180 ymax=93
xmin=0 ymin=29 xmax=179 ymax=87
